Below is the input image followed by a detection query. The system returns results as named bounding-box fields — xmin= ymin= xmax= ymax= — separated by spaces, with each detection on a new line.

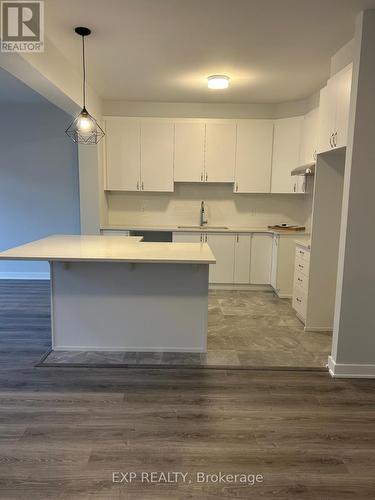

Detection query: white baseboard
xmin=0 ymin=272 xmax=50 ymax=280
xmin=53 ymin=346 xmax=205 ymax=353
xmin=304 ymin=326 xmax=333 ymax=333
xmin=209 ymin=284 xmax=271 ymax=291
xmin=328 ymin=355 xmax=375 ymax=378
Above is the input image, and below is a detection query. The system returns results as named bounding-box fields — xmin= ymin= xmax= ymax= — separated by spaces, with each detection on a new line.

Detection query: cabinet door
xmin=300 ymin=108 xmax=319 ymax=165
xmin=317 ymin=84 xmax=336 ymax=153
xmin=174 ymin=123 xmax=205 ymax=182
xmin=270 ymin=235 xmax=279 ymax=289
xmin=140 ymin=122 xmax=174 ymax=192
xmin=105 ymin=119 xmax=140 ymax=191
xmin=205 ymin=123 xmax=236 ymax=182
xmin=233 ymin=233 xmax=251 ymax=284
xmin=335 ymin=65 xmax=352 ymax=149
xmin=235 ymin=120 xmax=273 ymax=193
xmin=206 ymin=233 xmax=235 ymax=284
xmin=250 ymin=234 xmax=273 ymax=284
xmin=172 ymin=232 xmax=201 ymax=243
xmin=271 ymin=117 xmax=303 ymax=193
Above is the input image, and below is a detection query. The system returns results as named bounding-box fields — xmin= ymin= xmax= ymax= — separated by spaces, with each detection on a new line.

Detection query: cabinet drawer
xmin=295 ymin=246 xmax=310 ymax=262
xmin=294 ymin=269 xmax=308 ymax=292
xmin=295 ymin=256 xmax=310 ymax=277
xmin=292 ymin=287 xmax=307 ymax=320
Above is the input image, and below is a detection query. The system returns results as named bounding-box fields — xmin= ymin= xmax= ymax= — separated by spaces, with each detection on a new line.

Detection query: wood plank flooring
xmin=0 ymin=280 xmax=375 ymax=499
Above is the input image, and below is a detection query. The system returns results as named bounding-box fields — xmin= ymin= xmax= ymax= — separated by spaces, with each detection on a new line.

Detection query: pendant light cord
xmin=82 ymin=34 xmax=86 ymax=109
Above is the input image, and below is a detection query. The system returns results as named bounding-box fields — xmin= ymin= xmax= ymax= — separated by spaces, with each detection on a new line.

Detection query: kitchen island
xmin=0 ymin=235 xmax=215 ymax=352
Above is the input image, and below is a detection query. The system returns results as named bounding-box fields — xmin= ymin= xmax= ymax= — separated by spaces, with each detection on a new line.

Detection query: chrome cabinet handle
xmin=296 ymin=297 xmax=302 ymax=303
xmin=141 ymin=182 xmax=144 ymax=190
xmin=200 ymin=234 xmax=202 ymax=242
xmin=298 ymin=277 xmax=303 ymax=282
xmin=236 ymin=234 xmax=239 ymax=243
xmin=334 ymin=131 xmax=337 ymax=147
xmin=205 ymin=172 xmax=208 ymax=182
xmin=136 ymin=181 xmax=139 ymax=190
xmin=236 ymin=183 xmax=238 ymax=192
xmin=200 ymin=172 xmax=203 ymax=181
xmin=205 ymin=234 xmax=208 ymax=242
xmin=293 ymin=183 xmax=296 ymax=192
xmin=313 ymin=149 xmax=317 ymax=161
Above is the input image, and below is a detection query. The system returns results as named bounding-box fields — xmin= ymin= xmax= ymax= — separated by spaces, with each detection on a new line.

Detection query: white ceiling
xmin=45 ymin=0 xmax=375 ymax=103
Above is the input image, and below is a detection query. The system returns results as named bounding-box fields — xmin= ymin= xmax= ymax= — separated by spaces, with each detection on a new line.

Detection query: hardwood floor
xmin=1 ymin=280 xmax=375 ymax=499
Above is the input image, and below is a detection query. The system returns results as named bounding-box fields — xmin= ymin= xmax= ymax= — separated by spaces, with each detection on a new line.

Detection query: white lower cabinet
xmin=292 ymin=243 xmax=311 ymax=322
xmin=173 ymin=231 xmax=278 ymax=286
xmin=233 ymin=233 xmax=251 ymax=283
xmin=206 ymin=233 xmax=235 ymax=284
xmin=250 ymin=234 xmax=273 ymax=284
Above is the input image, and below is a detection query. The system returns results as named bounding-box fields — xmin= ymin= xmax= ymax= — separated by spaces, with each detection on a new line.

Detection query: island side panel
xmin=50 ymin=261 xmax=208 ymax=352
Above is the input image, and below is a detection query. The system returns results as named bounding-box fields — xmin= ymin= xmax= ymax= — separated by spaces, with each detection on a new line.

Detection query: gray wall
xmin=0 ymin=101 xmax=80 ymax=277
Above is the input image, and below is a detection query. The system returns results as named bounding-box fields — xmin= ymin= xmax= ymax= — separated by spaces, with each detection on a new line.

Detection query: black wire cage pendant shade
xmin=65 ymin=27 xmax=105 ymax=145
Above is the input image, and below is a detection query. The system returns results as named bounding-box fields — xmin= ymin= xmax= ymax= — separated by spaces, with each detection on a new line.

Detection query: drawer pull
xmin=298 ymin=264 xmax=304 ymax=269
xmin=298 ymin=278 xmax=303 ymax=282
xmin=299 ymin=250 xmax=304 ymax=255
xmin=296 ymin=297 xmax=302 ymax=303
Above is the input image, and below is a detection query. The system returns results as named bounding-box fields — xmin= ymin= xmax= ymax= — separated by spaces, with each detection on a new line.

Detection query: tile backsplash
xmin=106 ymin=184 xmax=312 ymax=229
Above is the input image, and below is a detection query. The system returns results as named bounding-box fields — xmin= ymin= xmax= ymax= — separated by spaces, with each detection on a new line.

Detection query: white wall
xmin=330 ymin=10 xmax=375 ymax=377
xmin=0 ymin=99 xmax=80 ymax=279
xmin=107 ymin=184 xmax=310 ymax=229
xmin=103 ymin=99 xmax=308 ymax=119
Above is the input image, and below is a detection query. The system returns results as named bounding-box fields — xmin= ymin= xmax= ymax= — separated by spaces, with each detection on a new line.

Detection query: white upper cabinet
xmin=234 ymin=120 xmax=274 ymax=193
xmin=104 ymin=118 xmax=174 ymax=192
xmin=140 ymin=122 xmax=174 ymax=192
xmin=104 ymin=119 xmax=141 ymax=191
xmin=205 ymin=123 xmax=236 ymax=182
xmin=174 ymin=122 xmax=205 ymax=182
xmin=318 ymin=64 xmax=352 ymax=153
xmin=250 ymin=233 xmax=273 ymax=284
xmin=335 ymin=65 xmax=352 ymax=149
xmin=271 ymin=116 xmax=304 ymax=193
xmin=299 ymin=107 xmax=319 ymax=165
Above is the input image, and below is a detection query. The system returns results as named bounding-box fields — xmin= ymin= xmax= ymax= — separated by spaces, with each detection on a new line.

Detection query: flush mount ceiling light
xmin=207 ymin=75 xmax=230 ymax=90
xmin=66 ymin=27 xmax=105 ymax=145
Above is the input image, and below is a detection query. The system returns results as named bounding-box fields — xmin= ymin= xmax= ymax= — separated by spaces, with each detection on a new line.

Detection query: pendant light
xmin=65 ymin=27 xmax=105 ymax=144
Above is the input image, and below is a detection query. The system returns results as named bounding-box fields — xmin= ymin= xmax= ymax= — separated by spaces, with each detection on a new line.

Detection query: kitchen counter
xmin=102 ymin=224 xmax=310 ymax=236
xmin=0 ymin=235 xmax=215 ymax=265
xmin=0 ymin=235 xmax=213 ymax=353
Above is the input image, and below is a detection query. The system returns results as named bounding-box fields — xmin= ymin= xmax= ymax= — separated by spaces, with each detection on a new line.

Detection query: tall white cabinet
xmin=271 ymin=116 xmax=304 ymax=193
xmin=234 ymin=120 xmax=274 ymax=193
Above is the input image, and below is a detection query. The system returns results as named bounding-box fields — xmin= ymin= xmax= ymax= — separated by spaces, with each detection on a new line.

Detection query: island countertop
xmin=0 ymin=235 xmax=216 ymax=265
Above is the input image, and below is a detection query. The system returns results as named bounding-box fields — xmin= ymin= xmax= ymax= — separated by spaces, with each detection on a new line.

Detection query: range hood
xmin=291 ymin=161 xmax=315 ymax=176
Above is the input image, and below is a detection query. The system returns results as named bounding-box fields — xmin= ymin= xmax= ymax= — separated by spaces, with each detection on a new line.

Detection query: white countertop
xmin=0 ymin=235 xmax=216 ymax=265
xmin=102 ymin=224 xmax=310 ymax=236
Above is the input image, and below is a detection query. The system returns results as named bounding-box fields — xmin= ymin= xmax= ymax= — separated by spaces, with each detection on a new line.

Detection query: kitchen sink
xmin=178 ymin=225 xmax=229 ymax=230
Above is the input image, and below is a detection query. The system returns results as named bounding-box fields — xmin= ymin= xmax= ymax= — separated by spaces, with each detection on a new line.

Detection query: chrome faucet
xmin=200 ymin=201 xmax=208 ymax=226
